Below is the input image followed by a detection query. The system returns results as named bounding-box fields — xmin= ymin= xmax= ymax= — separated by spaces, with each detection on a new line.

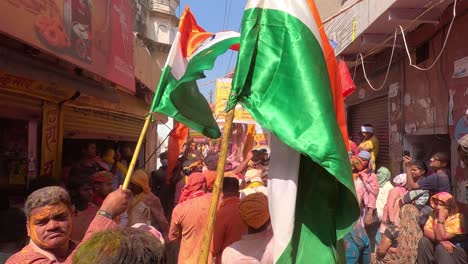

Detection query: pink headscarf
xmin=178 ymin=172 xmax=206 ymax=204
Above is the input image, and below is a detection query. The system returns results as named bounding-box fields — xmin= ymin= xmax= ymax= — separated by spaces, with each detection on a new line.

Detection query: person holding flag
xmin=224 ymin=0 xmax=359 ymax=263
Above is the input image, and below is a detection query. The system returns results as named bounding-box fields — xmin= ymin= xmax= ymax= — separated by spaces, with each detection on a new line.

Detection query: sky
xmin=177 ymin=0 xmax=247 ymax=103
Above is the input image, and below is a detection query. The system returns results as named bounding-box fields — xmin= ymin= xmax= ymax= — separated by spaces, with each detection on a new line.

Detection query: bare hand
xmin=438 ymin=207 xmax=450 ymax=221
xmin=388 ymin=247 xmax=398 ymax=254
xmin=403 ymin=156 xmax=412 ymax=165
xmin=100 ymin=187 xmax=132 ymax=217
xmin=440 ymin=241 xmax=455 ymax=253
xmin=246 ymin=150 xmax=254 ymax=161
xmin=358 ymin=171 xmax=368 ymax=181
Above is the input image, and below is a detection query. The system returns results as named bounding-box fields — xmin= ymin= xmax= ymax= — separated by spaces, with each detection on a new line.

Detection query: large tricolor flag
xmin=227 ymin=1 xmax=359 ymax=263
xmin=151 ymin=7 xmax=240 ymax=139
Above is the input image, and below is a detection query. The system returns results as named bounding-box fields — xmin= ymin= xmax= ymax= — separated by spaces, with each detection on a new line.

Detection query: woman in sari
xmin=373 ymin=204 xmax=422 ymax=263
xmin=418 ymin=192 xmax=467 ymax=264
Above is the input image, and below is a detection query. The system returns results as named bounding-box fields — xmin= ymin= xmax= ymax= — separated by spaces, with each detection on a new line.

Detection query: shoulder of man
xmin=6 ymin=245 xmax=49 ymax=264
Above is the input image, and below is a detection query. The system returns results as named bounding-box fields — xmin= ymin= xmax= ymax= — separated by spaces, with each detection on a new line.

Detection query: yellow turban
xmin=130 ymin=169 xmax=151 ymax=193
xmin=239 ymin=193 xmax=270 ymax=229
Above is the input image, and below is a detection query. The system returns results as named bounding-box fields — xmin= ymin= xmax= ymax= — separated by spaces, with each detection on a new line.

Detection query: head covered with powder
xmin=73 ymin=227 xmax=165 ymax=264
xmin=24 ymin=186 xmax=73 ymax=250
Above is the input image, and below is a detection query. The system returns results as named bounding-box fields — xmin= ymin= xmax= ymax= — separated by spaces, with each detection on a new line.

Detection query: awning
xmin=326 ymin=0 xmax=455 ymax=60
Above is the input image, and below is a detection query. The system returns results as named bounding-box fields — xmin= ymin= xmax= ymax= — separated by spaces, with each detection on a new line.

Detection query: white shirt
xmin=376 ymin=181 xmax=393 ymax=220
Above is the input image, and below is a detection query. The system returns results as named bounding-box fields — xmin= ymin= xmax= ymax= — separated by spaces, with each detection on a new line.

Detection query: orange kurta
xmin=210 ymin=196 xmax=248 ymax=264
xmin=169 ymin=193 xmax=212 ymax=264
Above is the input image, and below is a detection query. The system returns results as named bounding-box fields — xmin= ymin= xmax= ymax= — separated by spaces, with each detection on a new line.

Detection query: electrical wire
xmin=356 ymin=29 xmax=398 ymax=91
xmin=353 ymin=0 xmax=457 ymax=90
xmin=363 ymin=0 xmax=446 ymax=59
xmin=144 ymin=133 xmax=170 ymax=166
xmin=399 ymin=0 xmax=457 ymax=71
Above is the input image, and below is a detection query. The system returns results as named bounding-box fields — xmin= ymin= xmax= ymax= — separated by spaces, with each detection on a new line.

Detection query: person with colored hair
xmin=221 ymin=193 xmax=272 ymax=264
xmin=373 ymin=204 xmax=422 ymax=264
xmin=127 ymin=169 xmax=169 ymax=237
xmin=404 ymin=153 xmax=451 ymax=196
xmin=211 ymin=177 xmax=248 ymax=264
xmin=73 ymin=227 xmax=165 ymax=264
xmin=418 ymin=192 xmax=467 ymax=263
xmin=6 ymin=186 xmax=131 ymax=263
xmin=358 ymin=124 xmax=379 ymax=171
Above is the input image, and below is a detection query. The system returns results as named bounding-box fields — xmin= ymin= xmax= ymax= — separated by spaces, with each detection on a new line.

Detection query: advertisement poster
xmin=0 ymin=0 xmax=135 ymax=92
xmin=214 ymin=78 xmax=256 ymax=124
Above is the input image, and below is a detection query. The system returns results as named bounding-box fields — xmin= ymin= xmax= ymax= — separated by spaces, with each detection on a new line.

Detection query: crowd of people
xmin=345 ymin=124 xmax=468 ymax=264
xmin=0 ymin=140 xmax=273 ymax=264
xmin=1 ymin=126 xmax=468 ymax=263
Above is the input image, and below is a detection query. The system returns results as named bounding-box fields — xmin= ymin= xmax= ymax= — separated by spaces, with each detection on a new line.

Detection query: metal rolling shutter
xmin=348 ymin=96 xmax=390 ymax=170
xmin=0 ymin=91 xmax=42 ymax=116
xmin=63 ymin=106 xmax=145 ymax=141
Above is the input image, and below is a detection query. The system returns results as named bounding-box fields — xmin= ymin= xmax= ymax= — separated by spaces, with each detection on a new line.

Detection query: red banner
xmin=0 ymin=0 xmax=135 ymax=93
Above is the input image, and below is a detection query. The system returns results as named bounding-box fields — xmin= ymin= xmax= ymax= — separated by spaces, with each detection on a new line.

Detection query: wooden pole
xmin=198 ymin=108 xmax=235 ymax=264
xmin=122 ymin=114 xmax=152 ymax=190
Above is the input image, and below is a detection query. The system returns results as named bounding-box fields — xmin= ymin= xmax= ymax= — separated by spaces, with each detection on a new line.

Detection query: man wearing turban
xmin=221 ymin=193 xmax=273 ymax=263
xmin=127 ymin=169 xmax=169 ymax=238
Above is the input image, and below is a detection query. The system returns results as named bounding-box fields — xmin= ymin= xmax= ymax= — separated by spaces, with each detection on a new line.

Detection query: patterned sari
xmin=373 ymin=204 xmax=422 ymax=264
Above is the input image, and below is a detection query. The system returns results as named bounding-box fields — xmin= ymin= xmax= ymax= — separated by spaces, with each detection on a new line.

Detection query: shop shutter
xmin=63 ymin=106 xmax=145 ymax=141
xmin=0 ymin=91 xmax=42 ymax=119
xmin=348 ymin=96 xmax=390 ymax=170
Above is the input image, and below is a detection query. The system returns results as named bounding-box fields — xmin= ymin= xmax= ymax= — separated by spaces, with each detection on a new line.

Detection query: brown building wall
xmin=347 ymin=3 xmax=468 ymax=182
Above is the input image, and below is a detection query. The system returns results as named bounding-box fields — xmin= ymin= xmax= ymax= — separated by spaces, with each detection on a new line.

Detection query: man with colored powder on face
xmin=6 ymin=186 xmax=131 ymax=263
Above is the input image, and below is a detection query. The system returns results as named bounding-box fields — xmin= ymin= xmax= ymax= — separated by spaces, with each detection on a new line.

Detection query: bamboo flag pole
xmin=122 ymin=114 xmax=152 ymax=190
xmin=198 ymin=108 xmax=235 ymax=264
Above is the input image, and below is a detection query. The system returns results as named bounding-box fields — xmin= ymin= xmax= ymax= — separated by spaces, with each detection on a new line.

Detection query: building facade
xmin=326 ymin=0 xmax=468 ymax=201
xmin=0 ymin=0 xmax=175 ymax=200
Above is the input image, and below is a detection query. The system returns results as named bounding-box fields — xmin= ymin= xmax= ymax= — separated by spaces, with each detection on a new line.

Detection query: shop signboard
xmin=41 ymin=101 xmax=59 ymax=177
xmin=214 ymin=78 xmax=256 ymax=124
xmin=0 ymin=0 xmax=135 ymax=92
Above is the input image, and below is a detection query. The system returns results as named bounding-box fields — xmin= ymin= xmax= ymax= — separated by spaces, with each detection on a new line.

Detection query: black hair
xmin=411 ymin=159 xmax=428 ymax=176
xmin=223 ymin=177 xmax=240 ymax=195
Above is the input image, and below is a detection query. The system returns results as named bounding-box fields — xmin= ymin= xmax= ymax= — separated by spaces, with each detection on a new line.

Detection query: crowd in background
xmin=346 ymin=124 xmax=468 ymax=264
xmin=1 ymin=125 xmax=468 ymax=263
xmin=0 ymin=139 xmax=273 ymax=264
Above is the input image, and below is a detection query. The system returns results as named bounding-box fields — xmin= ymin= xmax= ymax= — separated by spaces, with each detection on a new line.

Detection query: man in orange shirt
xmin=169 ymin=176 xmax=212 ymax=264
xmin=211 ymin=177 xmax=248 ymax=264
